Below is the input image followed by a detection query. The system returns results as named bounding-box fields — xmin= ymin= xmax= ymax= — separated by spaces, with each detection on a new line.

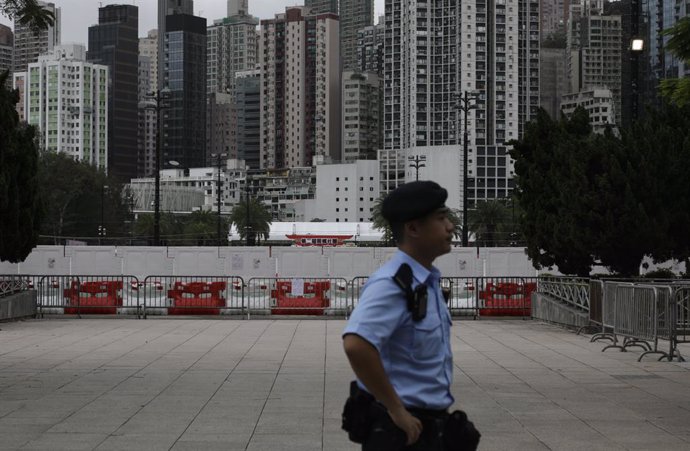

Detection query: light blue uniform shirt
xmin=343 ymin=250 xmax=454 ymax=410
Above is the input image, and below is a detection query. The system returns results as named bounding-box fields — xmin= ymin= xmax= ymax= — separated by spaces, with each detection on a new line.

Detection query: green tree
xmin=229 ymin=198 xmax=271 ymax=245
xmin=0 ymin=0 xmax=56 ymax=30
xmin=180 ymin=210 xmax=229 ymax=246
xmin=0 ymin=72 xmax=43 ymax=262
xmin=468 ymin=200 xmax=510 ymax=247
xmin=371 ymin=193 xmax=393 ymax=245
xmin=38 ymin=152 xmax=132 ymax=243
xmin=660 ymin=17 xmax=690 ymax=106
xmin=133 ymin=212 xmax=183 ymax=245
xmin=510 ymin=107 xmax=599 ymax=275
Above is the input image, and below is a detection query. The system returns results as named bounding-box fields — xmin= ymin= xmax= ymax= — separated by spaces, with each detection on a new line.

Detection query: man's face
xmin=413 ymin=207 xmax=455 ymax=257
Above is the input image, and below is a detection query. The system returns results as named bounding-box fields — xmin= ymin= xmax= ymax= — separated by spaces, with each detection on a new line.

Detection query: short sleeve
xmin=343 ymin=278 xmax=407 ymax=353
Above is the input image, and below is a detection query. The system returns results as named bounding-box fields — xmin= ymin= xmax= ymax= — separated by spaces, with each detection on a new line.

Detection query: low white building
xmin=228 ymin=221 xmax=384 ymax=243
xmin=314 ymin=159 xmax=380 ymax=223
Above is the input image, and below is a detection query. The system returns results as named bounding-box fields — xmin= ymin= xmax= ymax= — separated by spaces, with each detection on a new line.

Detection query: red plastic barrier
xmin=167 ymin=281 xmax=226 ymax=315
xmin=270 ymin=280 xmax=330 ymax=315
xmin=479 ymin=282 xmax=535 ymax=316
xmin=64 ymin=280 xmax=123 ymax=314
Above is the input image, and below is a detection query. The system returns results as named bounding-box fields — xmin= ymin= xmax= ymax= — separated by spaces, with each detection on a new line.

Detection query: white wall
xmin=0 ymin=245 xmax=541 ymax=280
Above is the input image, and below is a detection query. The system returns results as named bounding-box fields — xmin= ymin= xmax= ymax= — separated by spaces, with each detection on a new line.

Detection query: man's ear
xmin=405 ymin=219 xmax=422 ymax=239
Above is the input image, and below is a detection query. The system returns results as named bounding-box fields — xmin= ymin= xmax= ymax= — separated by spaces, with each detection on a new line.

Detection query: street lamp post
xmin=211 ymin=152 xmax=228 ymax=246
xmin=630 ymin=38 xmax=644 ymax=123
xmin=408 ymin=155 xmax=426 ymax=181
xmin=98 ymin=184 xmax=108 ymax=245
xmin=139 ymin=87 xmax=170 ymax=246
xmin=454 ymin=91 xmax=477 ymax=247
xmin=245 ymin=179 xmax=251 ymax=246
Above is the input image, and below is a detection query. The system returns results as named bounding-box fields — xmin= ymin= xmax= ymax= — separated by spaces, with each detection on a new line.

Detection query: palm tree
xmin=468 ymin=200 xmax=510 ymax=247
xmin=371 ymin=194 xmax=393 ymax=245
xmin=1 ymin=1 xmax=56 ymax=30
xmin=229 ymin=197 xmax=271 ymax=245
xmin=661 ymin=17 xmax=690 ymax=106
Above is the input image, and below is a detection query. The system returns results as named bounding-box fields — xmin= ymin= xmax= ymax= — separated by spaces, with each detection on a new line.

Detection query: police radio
xmin=393 ymin=263 xmax=427 ymax=321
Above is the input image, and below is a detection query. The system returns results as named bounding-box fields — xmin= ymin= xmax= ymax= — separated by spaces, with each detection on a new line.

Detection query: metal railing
xmin=0 ymin=275 xmax=30 ymax=298
xmin=142 ymin=275 xmax=245 ymax=318
xmin=36 ymin=275 xmax=142 ymax=318
xmin=538 ymin=276 xmax=590 ymax=311
xmin=245 ymin=277 xmax=349 ymax=317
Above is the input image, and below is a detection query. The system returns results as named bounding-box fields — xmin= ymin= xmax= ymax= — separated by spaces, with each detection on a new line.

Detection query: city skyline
xmin=0 ymin=0 xmax=385 ymax=42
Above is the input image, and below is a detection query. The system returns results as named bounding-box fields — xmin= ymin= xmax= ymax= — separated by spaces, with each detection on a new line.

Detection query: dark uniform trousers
xmin=362 ymin=408 xmax=449 ymax=451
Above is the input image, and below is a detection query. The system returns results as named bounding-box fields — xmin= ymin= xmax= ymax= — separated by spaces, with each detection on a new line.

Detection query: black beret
xmin=382 ymin=181 xmax=448 ymax=224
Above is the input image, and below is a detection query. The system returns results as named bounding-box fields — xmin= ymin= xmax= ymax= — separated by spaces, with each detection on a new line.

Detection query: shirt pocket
xmin=412 ymin=317 xmax=443 ymax=362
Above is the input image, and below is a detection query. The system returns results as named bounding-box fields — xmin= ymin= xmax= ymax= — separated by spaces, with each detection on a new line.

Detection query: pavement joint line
xmin=245 ymin=320 xmax=300 ymax=450
xmin=169 ymin=320 xmax=273 ymax=449
xmin=84 ymin=320 xmax=232 ymax=449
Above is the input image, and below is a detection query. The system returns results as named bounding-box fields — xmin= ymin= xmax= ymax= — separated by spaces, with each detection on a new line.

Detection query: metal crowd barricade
xmin=347 ymin=277 xmax=369 ymax=318
xmin=440 ymin=277 xmax=479 ymax=318
xmin=671 ymin=286 xmax=690 ymax=361
xmin=245 ymin=277 xmax=349 ymax=317
xmin=591 ymin=281 xmax=626 ymax=343
xmin=142 ymin=275 xmax=245 ymax=318
xmin=36 ymin=275 xmax=141 ymax=318
xmin=476 ymin=276 xmax=537 ymax=318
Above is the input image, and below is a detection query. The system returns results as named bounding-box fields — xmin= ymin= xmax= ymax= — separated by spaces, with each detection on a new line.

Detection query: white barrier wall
xmin=0 ymin=245 xmax=540 ymax=279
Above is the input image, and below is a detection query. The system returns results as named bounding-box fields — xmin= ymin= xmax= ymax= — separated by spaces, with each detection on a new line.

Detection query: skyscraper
xmin=567 ymin=0 xmax=622 ymax=125
xmin=0 ymin=25 xmax=12 ymax=89
xmin=227 ymin=0 xmax=249 ymax=16
xmin=12 ymin=1 xmax=60 ymax=73
xmin=163 ymin=13 xmax=207 ymax=169
xmin=235 ymin=70 xmax=261 ymax=169
xmin=340 ymin=0 xmax=374 ymax=70
xmin=305 ymin=0 xmax=338 ymax=14
xmin=381 ymin=0 xmax=539 ymax=208
xmin=158 ymin=0 xmax=193 ymax=90
xmin=357 ymin=17 xmax=385 ymax=76
xmin=260 ymin=6 xmax=341 ymax=169
xmin=342 ymin=71 xmax=382 ymax=161
xmin=14 ymin=44 xmax=108 ymax=169
xmin=138 ymin=30 xmax=158 ymax=177
xmin=207 ymin=13 xmax=259 ymax=163
xmin=88 ymin=4 xmax=139 ymax=182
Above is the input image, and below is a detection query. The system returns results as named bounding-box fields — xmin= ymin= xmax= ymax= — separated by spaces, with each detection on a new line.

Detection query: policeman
xmin=343 ymin=181 xmax=478 ymax=450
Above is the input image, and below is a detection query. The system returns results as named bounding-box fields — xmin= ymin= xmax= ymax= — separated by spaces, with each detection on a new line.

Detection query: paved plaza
xmin=0 ymin=318 xmax=689 ymax=451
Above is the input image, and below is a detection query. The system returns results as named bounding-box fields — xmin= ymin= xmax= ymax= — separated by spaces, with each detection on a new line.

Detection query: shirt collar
xmin=396 ymin=249 xmax=441 ymax=285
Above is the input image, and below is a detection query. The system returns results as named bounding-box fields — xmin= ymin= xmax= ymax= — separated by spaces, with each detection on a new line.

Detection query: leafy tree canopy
xmin=0 ymin=0 xmax=55 ymax=29
xmin=511 ymin=104 xmax=690 ymax=276
xmin=229 ymin=197 xmax=271 ymax=245
xmin=660 ymin=17 xmax=690 ymax=106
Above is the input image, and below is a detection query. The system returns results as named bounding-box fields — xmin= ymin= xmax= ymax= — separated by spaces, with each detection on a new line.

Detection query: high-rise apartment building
xmin=542 ymin=0 xmax=570 ymax=38
xmin=235 ymin=69 xmax=261 ymax=169
xmin=14 ymin=44 xmax=108 ymax=169
xmin=567 ymin=0 xmax=622 ymax=125
xmin=163 ymin=13 xmax=207 ymax=169
xmin=207 ymin=14 xmax=258 ymax=165
xmin=139 ymin=29 xmax=158 ymax=93
xmin=158 ymin=0 xmax=193 ymax=90
xmin=381 ymin=0 xmax=539 ymax=207
xmin=260 ymin=7 xmax=341 ymax=169
xmin=357 ymin=17 xmax=385 ymax=76
xmin=227 ymin=0 xmax=249 ymax=16
xmin=0 ymin=25 xmax=12 ymax=89
xmin=88 ymin=4 xmax=139 ymax=182
xmin=207 ymin=14 xmax=259 ymax=95
xmin=540 ymin=47 xmax=569 ymax=119
xmin=138 ymin=30 xmax=158 ymax=177
xmin=342 ymin=71 xmax=382 ymax=162
xmin=340 ymin=0 xmax=374 ymax=70
xmin=305 ymin=0 xmax=338 ymax=14
xmin=12 ymin=1 xmax=60 ymax=73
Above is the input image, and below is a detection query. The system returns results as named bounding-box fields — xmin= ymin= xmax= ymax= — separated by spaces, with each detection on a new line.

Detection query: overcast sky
xmin=1 ymin=0 xmax=385 ymax=43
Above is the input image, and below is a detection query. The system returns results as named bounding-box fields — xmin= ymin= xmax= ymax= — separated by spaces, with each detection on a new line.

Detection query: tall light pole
xmin=454 ymin=91 xmax=477 ymax=247
xmin=98 ymin=184 xmax=108 ymax=245
xmin=140 ymin=87 xmax=170 ymax=246
xmin=245 ymin=178 xmax=251 ymax=246
xmin=408 ymin=155 xmax=426 ymax=181
xmin=211 ymin=152 xmax=228 ymax=246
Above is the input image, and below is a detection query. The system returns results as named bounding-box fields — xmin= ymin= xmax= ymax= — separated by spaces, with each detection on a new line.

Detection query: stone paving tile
xmin=1 ymin=318 xmax=689 ymax=450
